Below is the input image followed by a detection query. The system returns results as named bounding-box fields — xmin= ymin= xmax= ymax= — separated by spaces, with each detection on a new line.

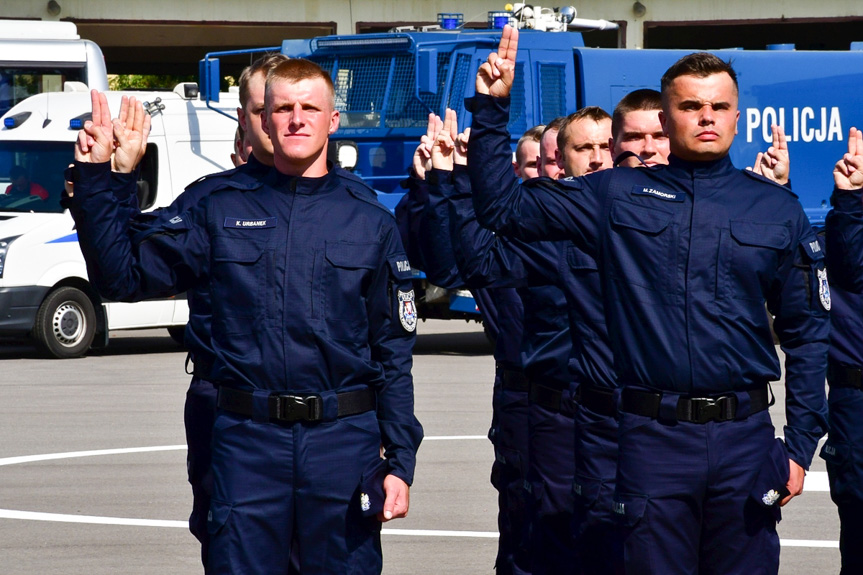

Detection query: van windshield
xmin=0 ymin=141 xmax=73 ymax=214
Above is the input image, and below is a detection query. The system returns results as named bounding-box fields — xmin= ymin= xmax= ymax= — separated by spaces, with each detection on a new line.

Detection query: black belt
xmin=217 ymin=386 xmax=375 ymax=423
xmin=498 ymin=365 xmax=530 ymax=392
xmin=576 ymin=383 xmax=616 ymax=417
xmin=529 ymin=382 xmax=563 ymax=412
xmin=828 ymin=363 xmax=863 ymax=389
xmin=621 ymin=385 xmax=771 ymax=424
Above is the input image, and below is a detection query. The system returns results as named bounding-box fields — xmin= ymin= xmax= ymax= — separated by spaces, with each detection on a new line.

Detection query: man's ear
xmin=554 ymin=148 xmax=564 ymax=169
xmin=608 ymin=136 xmax=617 ymax=158
xmin=329 ymin=110 xmax=340 ymax=135
xmin=237 ymin=107 xmax=247 ymax=132
xmin=261 ymin=110 xmax=270 ymax=137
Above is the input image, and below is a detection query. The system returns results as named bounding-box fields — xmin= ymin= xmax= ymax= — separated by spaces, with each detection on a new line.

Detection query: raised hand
xmin=112 ymin=96 xmax=151 ymax=174
xmin=454 ymin=127 xmax=470 ymax=167
xmin=431 ymin=108 xmax=458 ymax=171
xmin=834 ymin=127 xmax=863 ymax=190
xmin=475 ymin=25 xmax=519 ymax=98
xmin=75 ymin=90 xmax=115 ymax=164
xmin=749 ymin=124 xmax=789 ymax=186
xmin=412 ymin=113 xmax=442 ymax=180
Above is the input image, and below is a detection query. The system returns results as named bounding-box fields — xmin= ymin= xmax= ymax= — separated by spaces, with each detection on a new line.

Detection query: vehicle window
xmin=0 ymin=141 xmax=73 ymax=214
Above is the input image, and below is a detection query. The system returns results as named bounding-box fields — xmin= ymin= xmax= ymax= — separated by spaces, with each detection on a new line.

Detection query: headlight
xmin=0 ymin=236 xmax=20 ymax=279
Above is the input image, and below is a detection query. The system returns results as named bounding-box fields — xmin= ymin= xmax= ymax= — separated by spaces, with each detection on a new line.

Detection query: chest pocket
xmin=608 ymin=200 xmax=675 ymax=302
xmin=719 ymin=220 xmax=790 ymax=302
xmin=321 ymin=241 xmax=380 ymax=337
xmin=212 ymin=234 xmax=272 ymax=324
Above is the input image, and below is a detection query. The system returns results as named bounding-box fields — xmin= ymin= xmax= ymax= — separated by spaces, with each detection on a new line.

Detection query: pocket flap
xmin=325 ymin=242 xmax=379 ymax=269
xmin=213 ymin=236 xmax=265 ymax=263
xmin=612 ymin=492 xmax=648 ymax=527
xmin=611 ymin=200 xmax=673 ymax=235
xmin=207 ymin=499 xmax=233 ymax=535
xmin=573 ymin=472 xmax=602 ymax=506
xmin=730 ymin=220 xmax=790 ymax=250
xmin=567 ymin=245 xmax=598 ymax=271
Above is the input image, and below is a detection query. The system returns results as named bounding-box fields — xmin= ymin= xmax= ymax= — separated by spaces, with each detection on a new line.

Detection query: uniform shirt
xmin=67 ymin=161 xmax=423 ymax=484
xmin=467 ymin=94 xmax=829 ymax=468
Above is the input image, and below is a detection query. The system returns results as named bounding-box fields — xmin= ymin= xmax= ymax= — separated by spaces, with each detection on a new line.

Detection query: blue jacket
xmin=427 ymin=167 xmax=570 ymax=388
xmin=67 ymin=161 xmax=423 ymax=484
xmin=824 ymin=190 xmax=863 ymax=372
xmin=443 ymin=165 xmax=614 ymax=389
xmin=467 ymin=94 xmax=829 ymax=468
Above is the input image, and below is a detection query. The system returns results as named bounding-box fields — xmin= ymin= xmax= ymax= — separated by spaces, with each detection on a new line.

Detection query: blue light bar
xmin=438 ymin=13 xmax=463 ymax=30
xmin=69 ymin=118 xmax=83 ymax=129
xmin=3 ymin=118 xmax=14 ymax=128
xmin=488 ymin=11 xmax=512 ymax=29
xmin=3 ymin=112 xmax=31 ymax=129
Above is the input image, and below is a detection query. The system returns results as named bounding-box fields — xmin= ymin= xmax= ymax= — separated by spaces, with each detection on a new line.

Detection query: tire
xmin=33 ymin=286 xmax=97 ymax=359
xmin=167 ymin=325 xmax=187 ymax=346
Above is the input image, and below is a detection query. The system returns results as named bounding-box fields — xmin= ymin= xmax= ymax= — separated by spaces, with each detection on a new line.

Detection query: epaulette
xmin=336 ymin=168 xmax=377 ymax=196
xmin=183 ymin=166 xmax=242 ymax=192
xmin=346 ymin=184 xmax=397 ymax=219
xmin=741 ymin=169 xmax=799 ymax=198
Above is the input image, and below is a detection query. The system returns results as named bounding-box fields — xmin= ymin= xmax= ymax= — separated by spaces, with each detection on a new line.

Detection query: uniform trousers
xmin=526 ymin=388 xmax=578 ymax=574
xmin=490 ymin=378 xmax=531 ymax=575
xmin=821 ymin=386 xmax=863 ymax=575
xmin=184 ymin=376 xmax=218 ymax=569
xmin=572 ymin=404 xmax=624 ymax=575
xmin=615 ymin=409 xmax=785 ymax=575
xmin=207 ymin=407 xmax=384 ymax=574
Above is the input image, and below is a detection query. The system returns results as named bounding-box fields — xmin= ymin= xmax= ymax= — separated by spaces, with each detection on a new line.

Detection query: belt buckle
xmin=689 ymin=395 xmax=735 ymax=423
xmin=690 ymin=397 xmax=721 ymax=423
xmin=275 ymin=394 xmax=323 ymax=422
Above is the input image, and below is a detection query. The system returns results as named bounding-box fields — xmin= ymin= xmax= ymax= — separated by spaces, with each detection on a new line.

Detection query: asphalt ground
xmin=0 ymin=320 xmax=841 ymax=574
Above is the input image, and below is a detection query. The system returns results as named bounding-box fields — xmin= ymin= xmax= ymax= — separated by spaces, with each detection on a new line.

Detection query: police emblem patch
xmin=398 ymin=290 xmax=417 ymax=333
xmin=818 ymin=268 xmax=831 ymax=311
xmin=360 ymin=493 xmax=371 ymax=512
xmin=762 ymin=489 xmax=781 ymax=506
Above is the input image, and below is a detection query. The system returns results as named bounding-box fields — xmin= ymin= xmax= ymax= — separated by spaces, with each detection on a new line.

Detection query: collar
xmin=667 ymin=153 xmax=736 ymax=178
xmin=269 ymin=168 xmax=340 ymax=196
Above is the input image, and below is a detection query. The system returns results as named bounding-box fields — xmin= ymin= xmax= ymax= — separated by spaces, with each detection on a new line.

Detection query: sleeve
xmin=449 ymin=165 xmax=559 ymax=288
xmin=825 ymin=188 xmax=863 ymax=292
xmin=768 ymin=213 xmax=830 ymax=469
xmin=367 ymin=221 xmax=424 ymax=485
xmin=415 ymin=169 xmax=464 ymax=289
xmin=66 ymin=161 xmax=208 ymax=301
xmin=394 ymin=174 xmax=428 ymax=272
xmin=466 ymin=94 xmax=601 ymax=254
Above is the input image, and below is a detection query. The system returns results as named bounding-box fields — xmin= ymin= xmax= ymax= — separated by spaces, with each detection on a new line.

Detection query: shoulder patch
xmin=397 ymin=289 xmax=417 ymax=333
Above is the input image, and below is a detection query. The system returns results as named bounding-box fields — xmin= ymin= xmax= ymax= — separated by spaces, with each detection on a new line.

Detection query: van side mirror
xmin=198 ymin=57 xmax=220 ymax=103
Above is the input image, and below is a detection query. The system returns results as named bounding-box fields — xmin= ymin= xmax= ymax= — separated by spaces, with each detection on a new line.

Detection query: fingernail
xmin=384 ymin=510 xmax=392 ymax=519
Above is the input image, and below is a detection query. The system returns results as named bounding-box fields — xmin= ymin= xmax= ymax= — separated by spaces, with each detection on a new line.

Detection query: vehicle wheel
xmin=167 ymin=325 xmax=187 ymax=346
xmin=33 ymin=287 xmax=97 ymax=359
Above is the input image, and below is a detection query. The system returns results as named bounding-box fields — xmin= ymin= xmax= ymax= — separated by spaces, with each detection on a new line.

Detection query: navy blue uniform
xmin=468 ymin=94 xmax=829 ymax=575
xmin=397 ymin=170 xmax=530 ymax=574
xmin=427 ymin=167 xmax=573 ymax=574
xmin=68 ymin=161 xmax=423 ymax=574
xmin=821 ymin=189 xmax=863 ymax=574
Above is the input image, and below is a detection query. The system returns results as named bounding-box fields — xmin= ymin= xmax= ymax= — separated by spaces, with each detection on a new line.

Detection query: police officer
xmin=67 ymin=59 xmax=422 ymax=574
xmin=468 ymin=27 xmax=828 ymax=574
xmin=537 ymin=117 xmax=566 ymax=179
xmin=822 ymin=127 xmax=863 ymax=575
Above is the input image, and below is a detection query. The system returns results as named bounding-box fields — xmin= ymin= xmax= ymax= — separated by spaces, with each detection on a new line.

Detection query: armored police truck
xmin=0 ymin=85 xmax=238 ymax=358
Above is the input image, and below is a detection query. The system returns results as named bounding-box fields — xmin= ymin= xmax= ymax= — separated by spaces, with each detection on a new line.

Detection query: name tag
xmin=631 ymin=185 xmax=684 ymax=202
xmin=224 ymin=217 xmax=276 ymax=229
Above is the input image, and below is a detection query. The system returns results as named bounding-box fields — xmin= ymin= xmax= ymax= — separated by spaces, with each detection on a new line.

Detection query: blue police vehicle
xmin=199 ymin=6 xmax=863 ymax=319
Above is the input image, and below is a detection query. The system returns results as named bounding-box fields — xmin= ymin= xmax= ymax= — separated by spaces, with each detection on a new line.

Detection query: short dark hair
xmin=612 ymin=89 xmax=662 ymax=140
xmin=266 ymin=58 xmax=335 ymax=110
xmin=557 ymin=106 xmax=611 ymax=150
xmin=9 ymin=165 xmax=26 ymax=179
xmin=516 ymin=124 xmax=545 ymax=165
xmin=238 ymin=53 xmax=290 ymax=110
xmin=660 ymin=52 xmax=738 ymax=98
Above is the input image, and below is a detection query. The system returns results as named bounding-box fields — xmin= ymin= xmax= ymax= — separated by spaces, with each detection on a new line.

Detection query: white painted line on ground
xmin=0 ymin=445 xmax=186 ymax=467
xmin=805 ymin=471 xmax=829 ymax=492
xmin=423 ymin=435 xmax=487 ymax=441
xmin=0 ymin=509 xmax=840 ymax=549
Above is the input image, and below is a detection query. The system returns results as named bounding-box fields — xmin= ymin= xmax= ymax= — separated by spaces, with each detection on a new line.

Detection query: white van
xmin=0 ymin=85 xmax=239 ymax=357
xmin=0 ymin=20 xmax=109 ymax=117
